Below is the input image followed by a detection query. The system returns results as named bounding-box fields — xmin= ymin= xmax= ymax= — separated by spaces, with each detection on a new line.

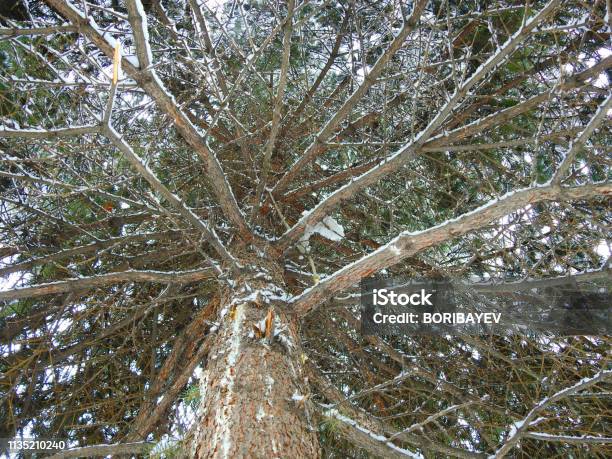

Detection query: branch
xmin=0 ymin=125 xmax=99 ymax=139
xmin=104 ymin=125 xmax=238 ymax=270
xmin=291 ymin=182 xmax=611 ymax=317
xmin=47 ymin=441 xmax=152 ymax=459
xmin=551 ymin=92 xmax=612 ymax=185
xmin=126 ymin=0 xmax=152 ymax=69
xmin=253 ymin=0 xmax=295 ymax=214
xmin=308 ymin=363 xmax=484 ymax=459
xmin=390 ymin=401 xmax=479 ymax=439
xmin=522 ymin=433 xmax=612 ymax=444
xmin=187 ymin=0 xmax=215 ymax=53
xmin=322 ymin=408 xmax=423 ymax=459
xmin=0 ymin=269 xmax=215 ymax=301
xmin=0 ymin=25 xmax=77 ymax=36
xmin=0 ymin=231 xmax=180 ymax=277
xmin=490 ymin=369 xmax=612 ymax=458
xmin=277 ymin=0 xmax=560 ymax=249
xmin=273 ymin=0 xmax=429 ymax=194
xmin=44 ymin=0 xmax=251 ymax=240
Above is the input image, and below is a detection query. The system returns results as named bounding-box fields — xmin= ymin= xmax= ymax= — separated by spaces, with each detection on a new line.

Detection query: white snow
xmin=299 ymin=216 xmax=345 ymax=245
xmin=133 ymin=0 xmax=153 ymax=65
xmin=228 ymin=284 xmax=291 ymax=307
xmin=324 ymin=409 xmax=424 ymax=458
xmin=213 ymin=302 xmax=245 ymax=459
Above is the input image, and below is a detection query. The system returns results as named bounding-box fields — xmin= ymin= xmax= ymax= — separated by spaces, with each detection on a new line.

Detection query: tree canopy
xmin=0 ymin=0 xmax=610 ymax=457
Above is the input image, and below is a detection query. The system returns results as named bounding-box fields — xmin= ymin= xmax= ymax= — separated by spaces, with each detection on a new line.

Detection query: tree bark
xmin=191 ymin=269 xmax=320 ymax=459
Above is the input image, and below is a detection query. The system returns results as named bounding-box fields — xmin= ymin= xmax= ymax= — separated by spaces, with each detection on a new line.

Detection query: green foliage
xmin=148 ymin=439 xmax=185 ymax=459
xmin=0 ymin=298 xmax=33 ymax=319
xmin=181 ymin=385 xmax=201 ymax=410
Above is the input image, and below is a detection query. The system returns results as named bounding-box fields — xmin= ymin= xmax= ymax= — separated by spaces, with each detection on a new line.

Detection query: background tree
xmin=0 ymin=0 xmax=610 ymax=457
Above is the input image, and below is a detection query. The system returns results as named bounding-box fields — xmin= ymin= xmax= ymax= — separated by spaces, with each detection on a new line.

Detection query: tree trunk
xmin=191 ymin=268 xmax=320 ymax=459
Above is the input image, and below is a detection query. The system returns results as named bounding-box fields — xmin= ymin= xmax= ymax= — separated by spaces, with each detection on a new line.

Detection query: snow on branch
xmin=489 ymin=369 xmax=612 ymax=458
xmin=125 ymin=0 xmax=152 ymax=69
xmin=291 ymin=182 xmax=612 ymax=317
xmin=277 ymin=0 xmax=561 ymax=250
xmin=323 ymin=408 xmax=424 ymax=459
xmin=0 ymin=268 xmax=215 ymax=301
xmin=44 ymin=0 xmax=252 ymax=240
xmin=273 ymin=0 xmax=429 ymax=194
xmin=551 ymin=92 xmax=612 ymax=185
xmin=0 ymin=125 xmax=100 ymax=139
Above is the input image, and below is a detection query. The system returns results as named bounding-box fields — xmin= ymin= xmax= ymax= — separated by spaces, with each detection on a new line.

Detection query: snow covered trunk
xmin=191 ymin=272 xmax=320 ymax=458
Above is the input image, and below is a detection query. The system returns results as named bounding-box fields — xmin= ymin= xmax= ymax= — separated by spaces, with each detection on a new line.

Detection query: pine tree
xmin=1 ymin=1 xmax=611 ymax=457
